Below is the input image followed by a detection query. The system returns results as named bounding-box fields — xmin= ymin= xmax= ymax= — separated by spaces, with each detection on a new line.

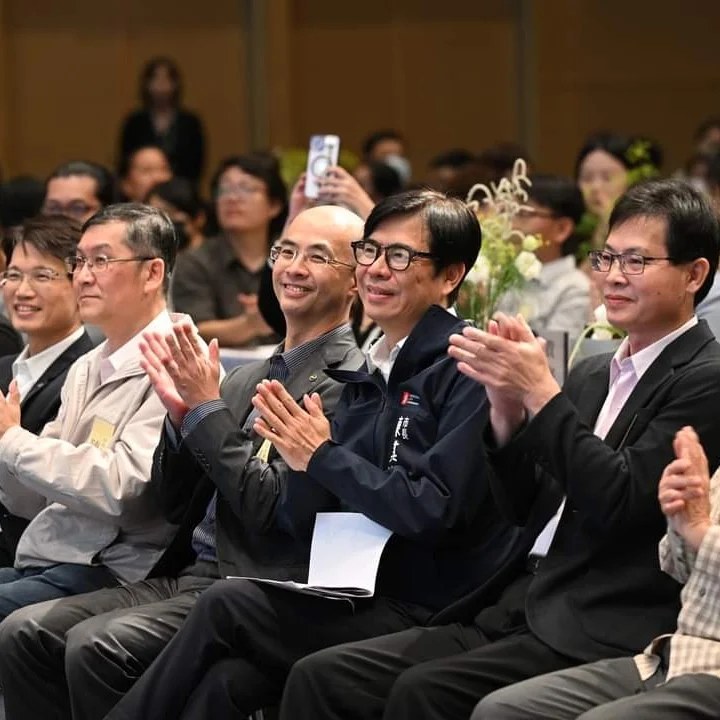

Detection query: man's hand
xmin=252 ymin=380 xmax=331 ymax=471
xmin=140 ymin=333 xmax=190 ymax=429
xmin=0 ymin=381 xmax=21 ymax=439
xmin=285 ymin=172 xmax=312 ymax=228
xmin=316 ymin=166 xmax=374 ymax=219
xmin=448 ymin=312 xmax=560 ymax=419
xmin=237 ymin=293 xmax=273 ymax=338
xmin=659 ymin=426 xmax=712 ymax=551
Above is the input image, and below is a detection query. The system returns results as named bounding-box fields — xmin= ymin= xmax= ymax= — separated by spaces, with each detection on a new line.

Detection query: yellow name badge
xmin=254 ymin=438 xmax=273 ymax=462
xmin=89 ymin=417 xmax=115 ymax=449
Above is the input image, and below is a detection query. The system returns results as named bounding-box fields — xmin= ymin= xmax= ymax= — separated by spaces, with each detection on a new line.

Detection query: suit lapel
xmin=21 ymin=332 xmax=94 ymax=408
xmin=603 ymin=321 xmax=712 ymax=449
xmin=576 ymin=362 xmax=610 ymax=429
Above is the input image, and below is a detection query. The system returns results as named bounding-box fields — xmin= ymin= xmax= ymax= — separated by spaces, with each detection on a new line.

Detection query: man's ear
xmin=554 ymin=216 xmax=574 ymax=245
xmin=687 ymin=257 xmax=710 ymax=295
xmin=443 ymin=261 xmax=466 ymax=297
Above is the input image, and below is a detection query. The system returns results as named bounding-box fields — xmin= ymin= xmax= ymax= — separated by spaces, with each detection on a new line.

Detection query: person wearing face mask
xmin=145 ymin=177 xmax=206 ymax=253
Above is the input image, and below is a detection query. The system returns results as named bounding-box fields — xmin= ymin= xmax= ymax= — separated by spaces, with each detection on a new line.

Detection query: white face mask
xmin=383 ymin=154 xmax=412 ymax=185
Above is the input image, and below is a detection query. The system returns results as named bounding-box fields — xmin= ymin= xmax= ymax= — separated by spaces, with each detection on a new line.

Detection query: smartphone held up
xmin=304 ymin=134 xmax=341 ymax=199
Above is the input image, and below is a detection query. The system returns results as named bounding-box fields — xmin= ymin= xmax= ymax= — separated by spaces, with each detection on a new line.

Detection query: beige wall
xmin=1 ymin=0 xmax=720 ymax=184
xmin=0 ymin=0 xmax=248 ymax=183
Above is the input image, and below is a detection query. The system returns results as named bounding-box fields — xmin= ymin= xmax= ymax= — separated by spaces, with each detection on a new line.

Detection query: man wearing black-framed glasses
xmin=294 ymin=181 xmax=720 ymax=720
xmin=100 ymin=190 xmax=522 ymax=720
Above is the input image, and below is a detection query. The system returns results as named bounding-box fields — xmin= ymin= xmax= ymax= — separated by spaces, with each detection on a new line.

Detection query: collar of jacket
xmin=326 ymin=304 xmax=466 ymax=388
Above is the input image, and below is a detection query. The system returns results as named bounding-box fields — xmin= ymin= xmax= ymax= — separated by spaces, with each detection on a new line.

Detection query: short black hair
xmin=83 ymin=203 xmax=178 ymax=294
xmin=0 ymin=176 xmax=45 ymax=229
xmin=575 ymin=132 xmax=663 ymax=178
xmin=145 ymin=177 xmax=203 ymax=217
xmin=527 ymin=174 xmax=585 ymax=225
xmin=47 ymin=161 xmax=116 ymax=207
xmin=361 ymin=130 xmax=404 ymax=160
xmin=210 ymin=152 xmax=288 ymax=240
xmin=428 ymin=149 xmax=477 ymax=170
xmin=527 ymin=174 xmax=586 ymax=257
xmin=608 ymin=179 xmax=720 ymax=306
xmin=366 ymin=161 xmax=403 ymax=199
xmin=14 ymin=214 xmax=82 ymax=267
xmin=140 ymin=56 xmax=182 ymax=107
xmin=364 ymin=189 xmax=481 ymax=305
xmin=477 ymin=142 xmax=530 ymax=184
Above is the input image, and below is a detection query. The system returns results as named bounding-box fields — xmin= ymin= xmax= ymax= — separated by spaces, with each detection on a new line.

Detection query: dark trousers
xmin=279 ymin=573 xmax=577 ymax=720
xmin=0 ymin=574 xmax=215 ymax=720
xmin=106 ymin=578 xmax=431 ymax=720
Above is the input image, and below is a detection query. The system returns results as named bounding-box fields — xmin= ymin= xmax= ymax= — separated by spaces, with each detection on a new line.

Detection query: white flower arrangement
xmin=459 ymin=159 xmax=543 ymax=327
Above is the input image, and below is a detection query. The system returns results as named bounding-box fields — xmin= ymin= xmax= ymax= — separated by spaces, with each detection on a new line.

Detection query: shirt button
xmin=699 ymin=588 xmax=707 ymax=597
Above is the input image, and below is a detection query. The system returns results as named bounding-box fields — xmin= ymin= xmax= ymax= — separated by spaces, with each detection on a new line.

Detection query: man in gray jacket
xmin=0 ymin=205 xmax=365 ymax=720
xmin=0 ymin=203 xmax=181 ymax=610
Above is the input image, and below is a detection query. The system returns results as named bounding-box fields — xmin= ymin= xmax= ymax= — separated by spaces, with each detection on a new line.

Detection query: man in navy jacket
xmin=105 ymin=190 xmax=521 ymax=720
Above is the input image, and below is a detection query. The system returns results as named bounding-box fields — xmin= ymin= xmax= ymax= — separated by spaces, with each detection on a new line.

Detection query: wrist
xmin=683 ymin=520 xmax=713 ymax=553
xmin=524 ymin=378 xmax=561 ymax=417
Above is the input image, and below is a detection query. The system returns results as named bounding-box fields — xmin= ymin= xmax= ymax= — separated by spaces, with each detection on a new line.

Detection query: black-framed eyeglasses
xmin=351 ymin=239 xmax=436 ymax=272
xmin=269 ymin=245 xmax=355 ymax=269
xmin=0 ymin=268 xmax=67 ymax=287
xmin=65 ymin=254 xmax=157 ymax=274
xmin=588 ymin=249 xmax=676 ymax=276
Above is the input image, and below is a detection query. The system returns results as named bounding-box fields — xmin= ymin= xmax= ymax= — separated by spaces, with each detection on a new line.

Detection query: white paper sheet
xmin=228 ymin=512 xmax=393 ymax=600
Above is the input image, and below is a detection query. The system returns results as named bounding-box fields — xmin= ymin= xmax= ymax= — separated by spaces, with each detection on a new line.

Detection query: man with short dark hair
xmin=0 ymin=204 xmax=365 ymax=720
xmin=104 ymin=190 xmax=520 ymax=720
xmin=0 ymin=204 xmax=181 ymax=616
xmin=276 ymin=178 xmax=720 ymax=720
xmin=44 ymin=161 xmax=115 ymax=224
xmin=0 ymin=215 xmax=95 ymax=564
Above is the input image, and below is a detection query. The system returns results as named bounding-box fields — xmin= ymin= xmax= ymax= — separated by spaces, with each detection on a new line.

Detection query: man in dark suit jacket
xmin=0 ymin=214 xmax=94 ymax=565
xmin=0 ymin=204 xmax=365 ymax=720
xmin=274 ymin=179 xmax=720 ymax=720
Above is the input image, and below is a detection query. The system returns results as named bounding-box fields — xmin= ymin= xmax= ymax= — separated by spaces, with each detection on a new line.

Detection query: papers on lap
xmin=228 ymin=512 xmax=393 ymax=600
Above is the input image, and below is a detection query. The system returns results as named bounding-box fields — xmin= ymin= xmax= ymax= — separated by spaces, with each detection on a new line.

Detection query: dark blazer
xmin=149 ymin=326 xmax=364 ymax=580
xmin=0 ymin=330 xmax=96 ymax=564
xmin=435 ymin=320 xmax=720 ymax=662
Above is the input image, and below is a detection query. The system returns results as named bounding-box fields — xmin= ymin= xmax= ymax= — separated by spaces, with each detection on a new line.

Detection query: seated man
xmin=473 ymin=425 xmax=720 ymax=720
xmin=104 ymin=189 xmax=521 ymax=720
xmin=0 ymin=215 xmax=95 ymax=564
xmin=274 ymin=179 xmax=720 ymax=720
xmin=0 ymin=205 xmax=364 ymax=720
xmin=0 ymin=203 xmax=180 ymax=618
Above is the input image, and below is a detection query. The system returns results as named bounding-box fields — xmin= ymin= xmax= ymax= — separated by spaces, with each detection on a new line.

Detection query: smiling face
xmin=271 ymin=207 xmax=359 ymax=341
xmin=3 ymin=243 xmax=80 ymax=355
xmin=596 ymin=216 xmax=707 ymax=352
xmin=356 ymin=213 xmax=462 ymax=346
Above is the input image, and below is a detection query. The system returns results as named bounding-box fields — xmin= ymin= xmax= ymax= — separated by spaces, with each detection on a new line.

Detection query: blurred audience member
xmin=0 ymin=216 xmax=94 ymax=565
xmin=361 ymin=129 xmax=411 ymax=184
xmin=146 ymin=177 xmax=205 ymax=252
xmin=425 ymin=148 xmax=480 ymax=197
xmin=171 ymin=152 xmax=287 ymax=347
xmin=119 ymin=57 xmax=205 ymax=184
xmin=476 ymin=141 xmax=531 ymax=186
xmin=118 ymin=145 xmax=172 ymax=204
xmin=502 ymin=174 xmax=591 ymax=342
xmin=575 ymin=132 xmax=662 ymax=249
xmin=43 ymin=161 xmax=115 ymax=224
xmin=353 ymin=161 xmax=403 ymax=203
xmin=693 ymin=116 xmax=720 ymax=156
xmin=696 ymin=152 xmax=720 ymax=340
